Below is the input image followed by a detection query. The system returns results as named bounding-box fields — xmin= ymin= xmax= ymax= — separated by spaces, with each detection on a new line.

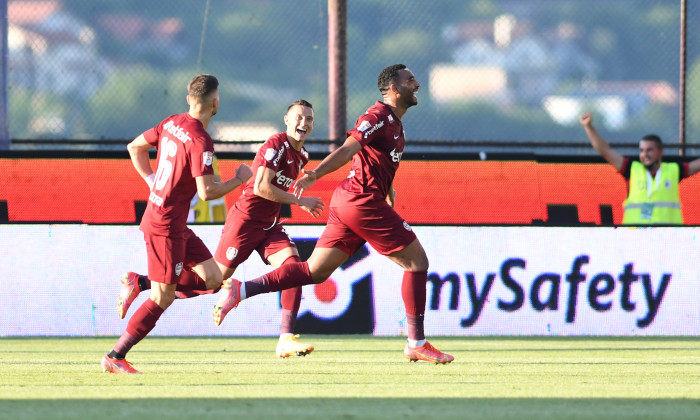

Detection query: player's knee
xmin=411 ymin=243 xmax=429 ymax=271
xmin=150 ymin=291 xmax=175 ymax=309
xmin=310 ymin=265 xmax=335 ymax=284
xmin=401 ymin=254 xmax=428 ymax=272
xmin=414 ymin=255 xmax=429 ymax=271
xmin=311 ymin=272 xmax=327 ymax=284
xmin=204 ymin=269 xmax=223 ymax=289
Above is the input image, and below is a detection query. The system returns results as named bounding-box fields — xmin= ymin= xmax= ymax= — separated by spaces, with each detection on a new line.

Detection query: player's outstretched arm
xmin=579 ymin=112 xmax=624 ymax=172
xmin=253 ymin=166 xmax=325 ymax=217
xmin=297 ymin=196 xmax=325 ymax=218
xmin=196 ymin=163 xmax=253 ymax=201
xmin=294 ymin=136 xmax=362 ymax=197
xmin=127 ymin=134 xmax=156 ymax=188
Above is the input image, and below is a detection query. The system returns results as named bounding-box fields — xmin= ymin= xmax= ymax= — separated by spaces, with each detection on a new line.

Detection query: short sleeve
xmin=300 ymin=147 xmax=310 ymax=168
xmin=142 ymin=125 xmax=161 ymax=147
xmin=189 ymin=135 xmax=215 ymax=178
xmin=259 ymin=138 xmax=285 ymax=171
xmin=347 ymin=113 xmax=383 ymax=147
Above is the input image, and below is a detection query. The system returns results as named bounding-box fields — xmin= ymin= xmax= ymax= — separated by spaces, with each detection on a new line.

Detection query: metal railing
xmin=0 ymin=0 xmax=696 ymax=155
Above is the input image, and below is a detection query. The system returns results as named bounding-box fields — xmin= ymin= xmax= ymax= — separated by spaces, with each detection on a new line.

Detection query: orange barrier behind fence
xmin=3 ymin=158 xmax=700 ymax=225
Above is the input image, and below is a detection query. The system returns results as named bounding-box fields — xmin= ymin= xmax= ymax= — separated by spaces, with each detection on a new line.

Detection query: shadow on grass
xmin=1 ymin=398 xmax=699 ymax=420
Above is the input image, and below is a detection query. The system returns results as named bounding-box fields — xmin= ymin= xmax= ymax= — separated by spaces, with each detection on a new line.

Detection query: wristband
xmin=145 ymin=173 xmax=156 ymax=189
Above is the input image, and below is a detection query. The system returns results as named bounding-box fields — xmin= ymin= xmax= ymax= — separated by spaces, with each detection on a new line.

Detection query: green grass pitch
xmin=1 ymin=336 xmax=699 ymax=420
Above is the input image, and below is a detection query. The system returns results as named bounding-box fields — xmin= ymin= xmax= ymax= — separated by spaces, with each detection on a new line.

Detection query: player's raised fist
xmin=579 ymin=112 xmax=593 ymax=127
xmin=235 ymin=163 xmax=253 ymax=184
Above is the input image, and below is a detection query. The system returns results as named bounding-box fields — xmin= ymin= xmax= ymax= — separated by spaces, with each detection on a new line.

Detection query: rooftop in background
xmin=8 ymin=0 xmax=61 ymax=25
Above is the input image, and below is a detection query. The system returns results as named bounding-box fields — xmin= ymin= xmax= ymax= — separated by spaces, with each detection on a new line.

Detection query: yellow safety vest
xmin=190 ymin=195 xmax=227 ymax=223
xmin=188 ymin=157 xmax=227 ymax=223
xmin=622 ymin=161 xmax=682 ymax=225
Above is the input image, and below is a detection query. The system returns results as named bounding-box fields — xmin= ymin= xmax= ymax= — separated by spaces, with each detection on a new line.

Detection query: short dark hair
xmin=188 ymin=74 xmax=219 ymax=101
xmin=287 ymin=99 xmax=313 ymax=112
xmin=377 ymin=64 xmax=407 ymax=94
xmin=642 ymin=134 xmax=663 ymax=148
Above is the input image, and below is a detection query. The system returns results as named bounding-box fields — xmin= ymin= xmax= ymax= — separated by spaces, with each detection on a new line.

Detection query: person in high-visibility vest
xmin=580 ymin=112 xmax=700 ymax=225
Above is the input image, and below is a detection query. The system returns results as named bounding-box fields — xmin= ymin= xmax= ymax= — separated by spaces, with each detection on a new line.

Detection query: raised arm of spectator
xmin=579 ymin=112 xmax=624 ymax=172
